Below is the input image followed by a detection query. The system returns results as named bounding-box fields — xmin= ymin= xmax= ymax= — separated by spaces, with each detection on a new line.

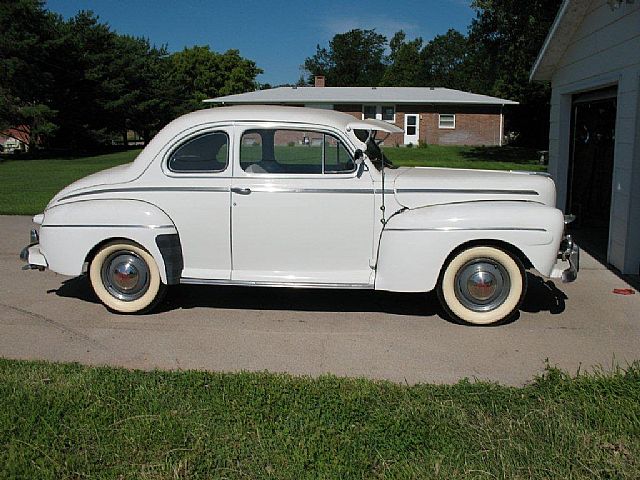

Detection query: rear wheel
xmin=437 ymin=246 xmax=526 ymax=325
xmin=89 ymin=240 xmax=166 ymax=314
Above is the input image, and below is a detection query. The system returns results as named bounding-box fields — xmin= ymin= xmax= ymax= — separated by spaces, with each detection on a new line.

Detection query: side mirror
xmin=354 ymin=149 xmax=366 ymax=178
xmin=354 ymin=149 xmax=364 ymax=166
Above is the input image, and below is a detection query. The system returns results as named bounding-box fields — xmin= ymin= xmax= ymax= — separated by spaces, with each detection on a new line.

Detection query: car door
xmin=230 ymin=125 xmax=376 ymax=286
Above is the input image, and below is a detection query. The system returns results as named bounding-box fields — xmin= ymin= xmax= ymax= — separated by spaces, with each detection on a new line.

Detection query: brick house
xmin=0 ymin=127 xmax=31 ymax=153
xmin=205 ymin=78 xmax=518 ymax=147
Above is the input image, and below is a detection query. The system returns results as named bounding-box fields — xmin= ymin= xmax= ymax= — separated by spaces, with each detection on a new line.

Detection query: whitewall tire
xmin=89 ymin=240 xmax=166 ymax=314
xmin=437 ymin=246 xmax=526 ymax=326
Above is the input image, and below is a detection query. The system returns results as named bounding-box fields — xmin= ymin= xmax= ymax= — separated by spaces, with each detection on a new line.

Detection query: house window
xmin=439 ymin=114 xmax=456 ymax=129
xmin=381 ymin=106 xmax=395 ymax=121
xmin=363 ymin=105 xmax=377 ymax=119
xmin=362 ymin=105 xmax=396 ymax=122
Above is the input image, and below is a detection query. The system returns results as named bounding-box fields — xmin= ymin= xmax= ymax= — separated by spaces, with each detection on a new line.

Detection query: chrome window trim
xmin=238 ymin=126 xmax=357 ymax=177
xmin=166 ymin=130 xmax=230 ymax=174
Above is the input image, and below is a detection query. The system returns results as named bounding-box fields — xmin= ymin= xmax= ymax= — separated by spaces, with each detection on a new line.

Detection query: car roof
xmin=171 ymin=105 xmax=371 ymax=132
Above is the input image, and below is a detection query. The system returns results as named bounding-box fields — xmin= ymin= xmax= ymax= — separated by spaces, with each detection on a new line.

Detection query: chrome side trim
xmin=246 ymin=187 xmax=375 ymax=194
xmin=396 ymin=188 xmax=539 ymax=195
xmin=58 ymin=186 xmax=539 ymax=202
xmin=179 ymin=278 xmax=374 ymax=289
xmin=384 ymin=226 xmax=547 ymax=232
xmin=42 ymin=224 xmax=175 ymax=229
xmin=59 ymin=186 xmax=230 ymax=201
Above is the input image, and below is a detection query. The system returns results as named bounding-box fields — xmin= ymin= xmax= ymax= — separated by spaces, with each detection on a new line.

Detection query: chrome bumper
xmin=20 ymin=229 xmax=47 ymax=271
xmin=558 ymin=235 xmax=579 ymax=282
xmin=550 ymin=215 xmax=579 ymax=283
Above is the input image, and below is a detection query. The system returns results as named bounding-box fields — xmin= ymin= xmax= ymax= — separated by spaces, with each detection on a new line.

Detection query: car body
xmin=21 ymin=106 xmax=579 ymax=324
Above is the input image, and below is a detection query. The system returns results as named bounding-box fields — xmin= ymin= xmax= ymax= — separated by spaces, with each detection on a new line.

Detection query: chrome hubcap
xmin=454 ymin=258 xmax=510 ymax=312
xmin=101 ymin=251 xmax=150 ymax=301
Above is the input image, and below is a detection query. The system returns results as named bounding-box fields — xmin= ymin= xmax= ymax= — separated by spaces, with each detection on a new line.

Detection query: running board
xmin=179 ymin=277 xmax=374 ymax=289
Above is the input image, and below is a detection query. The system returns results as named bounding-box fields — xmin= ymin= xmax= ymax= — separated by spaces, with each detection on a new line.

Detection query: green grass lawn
xmin=0 ymin=359 xmax=638 ymax=479
xmin=0 ymin=146 xmax=545 ymax=215
xmin=386 ymin=145 xmax=545 ymax=171
xmin=0 ymin=150 xmax=142 ymax=215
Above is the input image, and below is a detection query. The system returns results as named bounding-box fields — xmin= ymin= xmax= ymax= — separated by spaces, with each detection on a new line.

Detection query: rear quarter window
xmin=168 ymin=132 xmax=228 ymax=173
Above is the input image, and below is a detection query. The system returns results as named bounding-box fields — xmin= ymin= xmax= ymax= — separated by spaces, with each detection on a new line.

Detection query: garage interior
xmin=566 ymin=86 xmax=617 ymax=264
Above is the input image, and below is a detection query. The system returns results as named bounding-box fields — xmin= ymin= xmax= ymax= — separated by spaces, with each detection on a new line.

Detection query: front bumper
xmin=20 ymin=229 xmax=48 ymax=271
xmin=550 ymin=234 xmax=579 ymax=283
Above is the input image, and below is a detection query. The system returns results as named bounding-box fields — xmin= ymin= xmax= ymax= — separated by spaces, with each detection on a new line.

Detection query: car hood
xmin=392 ymin=167 xmax=556 ymax=208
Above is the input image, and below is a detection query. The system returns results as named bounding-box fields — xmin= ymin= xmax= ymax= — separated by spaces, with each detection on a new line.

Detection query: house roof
xmin=530 ymin=0 xmax=592 ymax=82
xmin=164 ymin=105 xmax=403 ymax=134
xmin=0 ymin=127 xmax=30 ymax=144
xmin=204 ymin=87 xmax=518 ymax=106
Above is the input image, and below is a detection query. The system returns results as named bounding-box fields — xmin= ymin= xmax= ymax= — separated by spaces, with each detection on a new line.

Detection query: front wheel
xmin=437 ymin=246 xmax=526 ymax=326
xmin=89 ymin=240 xmax=166 ymax=314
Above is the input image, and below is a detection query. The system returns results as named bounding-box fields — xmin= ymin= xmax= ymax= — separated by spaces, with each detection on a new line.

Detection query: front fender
xmin=39 ymin=199 xmax=180 ymax=283
xmin=375 ymin=201 xmax=565 ymax=292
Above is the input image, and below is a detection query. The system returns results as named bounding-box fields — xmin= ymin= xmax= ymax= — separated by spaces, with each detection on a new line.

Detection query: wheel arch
xmin=84 ymin=236 xmax=132 ymax=269
xmin=439 ymin=238 xmax=532 ymax=280
xmin=83 ymin=234 xmax=183 ymax=285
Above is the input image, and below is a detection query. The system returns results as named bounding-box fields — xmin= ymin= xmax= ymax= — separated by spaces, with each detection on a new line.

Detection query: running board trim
xmin=179 ymin=277 xmax=374 ymax=289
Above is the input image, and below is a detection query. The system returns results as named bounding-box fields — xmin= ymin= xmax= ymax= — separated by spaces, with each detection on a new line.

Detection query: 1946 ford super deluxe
xmin=21 ymin=106 xmax=579 ymax=325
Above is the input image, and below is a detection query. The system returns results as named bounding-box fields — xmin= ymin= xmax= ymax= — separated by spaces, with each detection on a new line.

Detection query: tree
xmin=167 ymin=46 xmax=262 ymax=114
xmin=304 ymin=29 xmax=387 ymax=86
xmin=45 ymin=10 xmax=122 ymax=150
xmin=380 ymin=31 xmax=424 ymax=87
xmin=1 ymin=2 xmax=263 ymax=152
xmin=421 ymin=29 xmax=470 ymax=90
xmin=467 ymin=0 xmax=563 ymax=146
xmin=0 ymin=0 xmax=59 ymax=149
xmin=101 ymin=35 xmax=173 ymax=145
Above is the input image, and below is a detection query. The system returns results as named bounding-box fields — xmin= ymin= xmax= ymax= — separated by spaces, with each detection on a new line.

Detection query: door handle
xmin=231 ymin=187 xmax=252 ymax=195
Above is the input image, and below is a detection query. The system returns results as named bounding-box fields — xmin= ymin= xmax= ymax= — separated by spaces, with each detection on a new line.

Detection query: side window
xmin=240 ymin=129 xmax=354 ymax=174
xmin=324 ymin=135 xmax=355 ymax=173
xmin=168 ymin=132 xmax=228 ymax=173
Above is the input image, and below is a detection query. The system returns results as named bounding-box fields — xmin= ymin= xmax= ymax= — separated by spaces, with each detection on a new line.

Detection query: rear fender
xmin=39 ymin=199 xmax=181 ymax=283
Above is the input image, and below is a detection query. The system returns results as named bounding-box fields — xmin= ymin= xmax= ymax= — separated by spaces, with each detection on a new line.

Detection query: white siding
xmin=547 ymin=0 xmax=640 ymax=274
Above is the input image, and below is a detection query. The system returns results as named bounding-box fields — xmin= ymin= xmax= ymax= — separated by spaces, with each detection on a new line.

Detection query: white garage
xmin=531 ymin=0 xmax=640 ymax=275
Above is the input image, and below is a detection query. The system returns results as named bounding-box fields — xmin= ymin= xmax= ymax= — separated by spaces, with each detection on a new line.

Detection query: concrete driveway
xmin=1 ymin=215 xmax=638 ymax=385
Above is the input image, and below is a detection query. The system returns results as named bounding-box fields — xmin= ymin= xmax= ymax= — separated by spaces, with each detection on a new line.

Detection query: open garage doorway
xmin=567 ymin=87 xmax=617 ymax=263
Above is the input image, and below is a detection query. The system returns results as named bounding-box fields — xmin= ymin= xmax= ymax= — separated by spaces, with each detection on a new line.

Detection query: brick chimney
xmin=314 ymin=75 xmax=326 ymax=87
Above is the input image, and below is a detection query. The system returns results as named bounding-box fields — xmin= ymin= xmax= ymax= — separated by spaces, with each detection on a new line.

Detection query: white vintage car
xmin=21 ymin=106 xmax=578 ymax=325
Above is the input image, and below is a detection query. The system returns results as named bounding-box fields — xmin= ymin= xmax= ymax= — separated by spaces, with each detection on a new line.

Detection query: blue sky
xmin=45 ymin=0 xmax=476 ymax=86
